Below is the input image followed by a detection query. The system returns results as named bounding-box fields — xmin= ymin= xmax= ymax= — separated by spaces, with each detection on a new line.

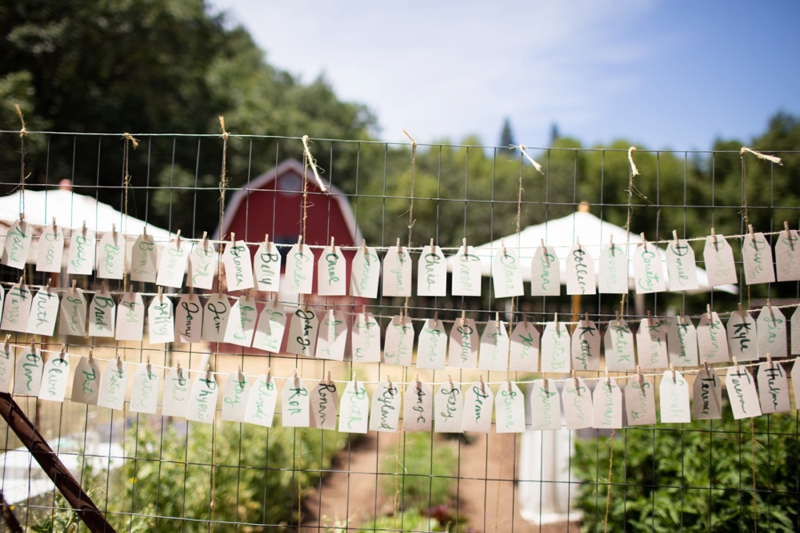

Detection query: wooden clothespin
xmin=429 ymin=238 xmax=435 ymax=254
xmin=206 ymin=363 xmax=212 ymax=381
xmin=640 ymin=232 xmax=647 ymax=250
xmin=670 ymin=362 xmax=676 ymax=382
xmin=706 ymin=304 xmax=712 ymax=321
xmin=59 ymin=344 xmax=66 ymax=360
xmin=615 ymin=310 xmax=621 ymax=327
xmin=501 ymin=237 xmax=507 ymax=255
xmin=330 ymin=236 xmax=336 ymax=250
xmin=505 ymin=373 xmax=512 ymax=393
xmin=748 ymin=224 xmax=755 ymax=241
xmin=327 ymin=370 xmax=333 ymax=386
xmin=571 ymin=370 xmax=579 ymax=393
xmin=462 ymin=238 xmax=468 ymax=254
xmin=479 ymin=375 xmax=485 ymax=393
xmin=362 ymin=238 xmax=367 ymax=253
xmin=635 ymin=365 xmax=643 ymax=384
xmin=672 ymin=229 xmax=679 ymax=248
xmin=647 ymin=310 xmax=653 ymax=326
xmin=298 ymin=235 xmax=304 ymax=253
xmin=495 ymin=312 xmax=500 ymax=328
xmin=415 ymin=374 xmax=421 ymax=391
xmin=711 ymin=227 xmax=718 ymax=248
xmin=158 ymin=285 xmax=163 ymax=302
xmin=4 ymin=334 xmax=10 ymax=354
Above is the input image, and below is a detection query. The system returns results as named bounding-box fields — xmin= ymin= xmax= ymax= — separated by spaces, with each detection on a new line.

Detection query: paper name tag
xmin=636 ymin=318 xmax=668 ymax=370
xmin=598 ymin=244 xmax=628 ymax=294
xmin=509 ymin=321 xmax=539 ymax=372
xmin=97 ymin=360 xmax=129 ymax=411
xmin=528 ymin=380 xmax=562 ymax=430
xmin=244 ymin=375 xmax=278 ymax=427
xmin=129 ymin=363 xmax=160 ymax=414
xmin=156 ymin=238 xmax=189 ymax=288
xmin=566 ymin=245 xmax=596 ymax=295
xmin=792 ymin=358 xmax=800 ymax=409
xmin=115 ymin=291 xmax=145 ymax=341
xmin=27 ymin=287 xmax=58 ymax=336
xmin=666 ymin=239 xmax=699 ymax=291
xmin=202 ymin=294 xmax=231 ymax=342
xmin=725 ymin=366 xmax=762 ymax=419
xmin=70 ymin=355 xmax=100 ymax=405
xmin=13 ymin=347 xmax=42 ymax=396
xmin=2 ymin=283 xmax=32 ymax=333
xmin=479 ymin=319 xmax=509 ymax=372
xmin=495 ymin=382 xmax=525 ymax=433
xmin=38 ymin=354 xmax=70 ymax=402
xmin=284 ymin=243 xmax=314 ymax=294
xmin=315 ymin=308 xmax=347 ymax=361
xmin=667 ymin=318 xmax=698 ymax=367
xmin=223 ymin=295 xmax=257 ymax=348
xmin=282 ymin=377 xmax=310 ymax=427
xmin=186 ymin=375 xmax=219 ymax=423
xmin=96 ymin=231 xmax=125 ymax=280
xmin=492 ymin=248 xmax=524 ymax=298
xmin=382 ymin=246 xmax=411 ymax=297
xmin=604 ymin=319 xmax=635 ymax=371
xmin=692 ymin=367 xmax=722 ymax=420
xmin=161 ymin=367 xmax=191 ymax=417
xmin=309 ymin=380 xmax=338 ymax=430
xmin=562 ymin=377 xmax=593 ymax=430
xmin=2 ymin=220 xmax=33 ymax=270
xmin=403 ymin=381 xmax=433 ymax=432
xmin=369 ymin=381 xmax=401 ymax=432
xmin=447 ymin=317 xmax=477 ymax=368
xmin=757 ymin=306 xmax=787 ymax=358
xmin=253 ymin=241 xmax=282 ymax=292
xmin=252 ymin=301 xmax=286 ymax=353
xmin=757 ymin=362 xmax=790 ymax=414
xmin=697 ymin=312 xmax=730 ymax=364
xmin=633 ymin=243 xmax=666 ymax=294
xmin=703 ymin=235 xmax=737 ymax=286
xmin=727 ymin=312 xmax=758 ymax=362
xmin=452 ymin=246 xmax=482 ymax=297
xmin=148 ymin=295 xmax=174 ymax=344
xmin=571 ymin=319 xmax=600 ymax=371
xmin=285 ymin=305 xmax=319 ymax=357
xmin=351 ymin=312 xmax=381 ymax=363
xmin=67 ymin=226 xmax=96 ymax=275
xmin=793 ymin=307 xmax=800 ymax=355
xmin=188 ymin=240 xmax=216 ymax=289
xmin=222 ymin=241 xmax=255 ymax=291
xmin=531 ymin=245 xmax=561 ymax=296
xmin=742 ymin=232 xmax=775 ymax=285
xmin=659 ymin=370 xmax=691 ymax=423
xmin=174 ymin=294 xmax=202 ymax=343
xmin=338 ymin=381 xmax=369 ymax=433
xmin=775 ymin=230 xmax=800 ymax=281
xmin=417 ymin=245 xmax=447 ymax=297
xmin=221 ymin=371 xmax=250 ymax=422
xmin=383 ymin=315 xmax=414 ymax=366
xmin=36 ymin=225 xmax=64 ymax=273
xmin=350 ymin=246 xmax=380 ymax=298
xmin=88 ymin=291 xmax=116 ymax=338
xmin=130 ymin=233 xmax=158 ymax=283
xmin=0 ymin=344 xmax=13 ymax=393
xmin=540 ymin=321 xmax=571 ymax=373
xmin=416 ymin=318 xmax=447 ymax=370
xmin=625 ymin=376 xmax=656 ymax=426
xmin=462 ymin=381 xmax=493 ymax=433
xmin=434 ymin=383 xmax=464 ymax=433
xmin=317 ymin=245 xmax=346 ymax=296
xmin=592 ymin=379 xmax=623 ymax=429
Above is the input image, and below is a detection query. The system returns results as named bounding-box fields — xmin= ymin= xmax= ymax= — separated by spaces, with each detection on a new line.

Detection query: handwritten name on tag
xmin=339 ymin=381 xmax=369 ymax=434
xmin=742 ymin=232 xmax=775 ymax=285
xmin=633 ymin=243 xmax=666 ymax=294
xmin=244 ymin=375 xmax=278 ymax=427
xmin=129 ymin=363 xmax=160 ymax=414
xmin=462 ymin=381 xmax=493 ymax=433
xmin=592 ymin=379 xmax=623 ymax=429
xmin=27 ymin=287 xmax=58 ymax=336
xmin=792 ymin=307 xmax=800 ymax=355
xmin=67 ymin=226 xmax=96 ymax=275
xmin=0 ymin=344 xmax=13 ymax=393
xmin=434 ymin=383 xmax=464 ymax=433
xmin=310 ymin=380 xmax=338 ymax=430
xmin=528 ymin=380 xmax=562 ymax=430
xmin=403 ymin=381 xmax=432 ymax=432
xmin=223 ymin=295 xmax=257 ymax=348
xmin=281 ymin=377 xmax=310 ymax=427
xmin=775 ymin=230 xmax=800 ymax=281
xmin=285 ymin=305 xmax=319 ymax=357
xmin=36 ymin=225 xmax=64 ymax=273
xmin=350 ymin=245 xmax=380 ymax=298
xmin=97 ymin=360 xmax=129 ymax=411
xmin=495 ymin=382 xmax=525 ymax=433
xmin=317 ymin=244 xmax=346 ymax=296
xmin=221 ymin=371 xmax=250 ymax=422
xmin=369 ymin=381 xmax=400 ymax=433
xmin=531 ymin=245 xmax=560 ymax=296
xmin=604 ymin=319 xmax=635 ymax=371
xmin=188 ymin=239 xmax=216 ymax=289
xmin=130 ymin=233 xmax=158 ymax=283
xmin=566 ymin=245 xmax=596 ymax=296
xmin=541 ymin=321 xmax=571 ymax=373
xmin=725 ymin=366 xmax=761 ymax=419
xmin=697 ymin=311 xmax=730 ymax=364
xmin=493 ymin=248 xmax=524 ymax=298
xmin=71 ymin=355 xmax=100 ymax=405
xmin=383 ymin=315 xmax=414 ymax=367
xmin=757 ymin=362 xmax=790 ymax=414
xmin=447 ymin=317 xmax=477 ymax=369
xmin=284 ymin=243 xmax=314 ymax=294
xmin=636 ymin=318 xmax=668 ymax=370
xmin=252 ymin=301 xmax=286 ymax=353
xmin=625 ymin=375 xmax=656 ymax=426
xmin=147 ymin=294 xmax=174 ymax=344
xmin=315 ymin=308 xmax=347 ymax=361
xmin=174 ymin=294 xmax=202 ymax=343
xmin=667 ymin=317 xmax=698 ymax=367
xmin=351 ymin=312 xmax=381 ymax=363
xmin=202 ymin=294 xmax=230 ymax=342
xmin=38 ymin=353 xmax=69 ymax=402
xmin=88 ymin=290 xmax=116 ymax=338
xmin=156 ymin=238 xmax=189 ymax=288
xmin=253 ymin=241 xmax=281 ymax=292
xmin=509 ymin=321 xmax=539 ymax=372
xmin=115 ymin=291 xmax=145 ymax=342
xmin=186 ymin=374 xmax=219 ymax=424
xmin=571 ymin=318 xmax=600 ymax=371
xmin=222 ymin=240 xmax=255 ymax=291
xmin=693 ymin=367 xmax=722 ymax=420
xmin=161 ymin=367 xmax=190 ymax=417
xmin=417 ymin=245 xmax=447 ymax=297
xmin=13 ymin=347 xmax=42 ymax=396
xmin=703 ymin=235 xmax=737 ymax=286
xmin=727 ymin=311 xmax=758 ymax=362
xmin=479 ymin=319 xmax=509 ymax=372
xmin=659 ymin=370 xmax=691 ymax=423
xmin=562 ymin=377 xmax=593 ymax=430
xmin=452 ymin=246 xmax=482 ymax=297
xmin=2 ymin=220 xmax=33 ymax=270
xmin=382 ymin=246 xmax=411 ymax=297
xmin=598 ymin=244 xmax=627 ymax=294
xmin=416 ymin=318 xmax=447 ymax=370
xmin=2 ymin=283 xmax=32 ymax=333
xmin=96 ymin=231 xmax=125 ymax=280
xmin=666 ymin=239 xmax=699 ymax=291
xmin=757 ymin=306 xmax=787 ymax=359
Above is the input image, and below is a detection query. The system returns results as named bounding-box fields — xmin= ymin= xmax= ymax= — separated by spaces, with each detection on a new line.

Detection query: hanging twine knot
xmin=517 ymin=144 xmax=544 ymax=174
xmin=740 ymin=146 xmax=782 ymax=165
xmin=121 ymin=133 xmax=139 ymax=149
xmin=301 ymin=135 xmax=329 ymax=194
xmin=219 ymin=115 xmax=229 ymax=142
xmin=628 ymin=146 xmax=640 ymax=177
xmin=14 ymin=104 xmax=26 ymax=138
xmin=402 ymin=128 xmax=417 ymax=148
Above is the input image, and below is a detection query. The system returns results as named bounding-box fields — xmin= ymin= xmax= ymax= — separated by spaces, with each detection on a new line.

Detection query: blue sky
xmin=209 ymin=0 xmax=800 ymax=150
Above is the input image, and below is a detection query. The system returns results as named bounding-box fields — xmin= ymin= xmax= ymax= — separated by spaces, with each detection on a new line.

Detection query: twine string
xmin=603 ymin=429 xmax=616 ymax=533
xmin=14 ymin=104 xmax=27 ymax=219
xmin=517 ymin=144 xmax=544 ymax=174
xmin=218 ymin=116 xmax=229 ymax=292
xmin=121 ymin=133 xmax=138 ymax=292
xmin=301 ymin=135 xmax=328 ymax=194
xmin=402 ymin=129 xmax=418 ymax=315
xmin=740 ymin=147 xmax=782 ymax=165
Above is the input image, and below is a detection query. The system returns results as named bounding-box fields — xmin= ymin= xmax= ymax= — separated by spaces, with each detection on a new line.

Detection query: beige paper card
xmin=350 ymin=246 xmax=380 ymax=298
xmin=434 ymin=383 xmax=464 ymax=433
xmin=309 ymin=380 xmax=338 ymax=430
xmin=129 ymin=362 xmax=160 ymax=415
xmin=96 ymin=230 xmax=125 ymax=280
xmin=692 ymin=367 xmax=722 ymax=420
xmin=67 ymin=226 xmax=96 ymax=275
xmin=70 ymin=355 xmax=100 ymax=405
xmin=403 ymin=380 xmax=433 ymax=432
xmin=416 ymin=318 xmax=447 ymax=370
xmin=369 ymin=381 xmax=401 ymax=433
xmin=532 ymin=245 xmax=561 ymax=296
xmin=527 ymin=380 xmax=562 ymax=430
xmin=665 ymin=239 xmax=699 ymax=291
xmin=509 ymin=321 xmax=540 ymax=372
xmin=284 ymin=243 xmax=314 ymax=294
xmin=452 ymin=246 xmax=482 ymax=297
xmin=2 ymin=220 xmax=33 ymax=270
xmin=88 ymin=290 xmax=116 ymax=338
xmin=338 ymin=380 xmax=369 ymax=434
xmin=130 ymin=233 xmax=158 ymax=283
xmin=38 ymin=353 xmax=70 ymax=402
xmin=351 ymin=312 xmax=381 ymax=363
xmin=703 ymin=234 xmax=737 ymax=286
xmin=174 ymin=294 xmax=203 ymax=343
xmin=725 ymin=366 xmax=762 ymax=419
xmin=495 ymin=381 xmax=526 ymax=433
xmin=727 ymin=311 xmax=758 ymax=362
xmin=571 ymin=318 xmax=600 ymax=371
xmin=741 ymin=232 xmax=775 ymax=285
xmin=148 ymin=294 xmax=174 ymax=344
xmin=381 ymin=246 xmax=411 ymax=297
xmin=317 ymin=245 xmax=347 ymax=296
xmin=478 ymin=319 xmax=509 ymax=372
xmin=565 ymin=245 xmax=596 ymax=295
xmin=540 ymin=320 xmax=571 ymax=373
xmin=592 ymin=379 xmax=623 ymax=429
xmin=13 ymin=346 xmax=42 ymax=396
xmin=315 ymin=308 xmax=347 ymax=361
xmin=598 ymin=244 xmax=628 ymax=294
xmin=252 ymin=300 xmax=286 ymax=353
xmin=604 ymin=319 xmax=635 ymax=371
xmin=667 ymin=317 xmax=698 ymax=367
xmin=244 ymin=375 xmax=278 ymax=427
xmin=492 ymin=248 xmax=524 ymax=298
xmin=625 ymin=375 xmax=656 ymax=426
xmin=285 ymin=305 xmax=319 ymax=357
xmin=156 ymin=238 xmax=190 ymax=288
xmin=115 ymin=291 xmax=145 ymax=342
xmin=253 ymin=241 xmax=281 ymax=292
xmin=36 ymin=224 xmax=64 ymax=274
xmin=383 ymin=315 xmax=414 ymax=367
xmin=417 ymin=245 xmax=447 ymax=297
xmin=659 ymin=370 xmax=691 ymax=423
xmin=97 ymin=359 xmax=129 ymax=411
xmin=461 ymin=381 xmax=493 ymax=433
xmin=27 ymin=287 xmax=59 ymax=337
xmin=562 ymin=377 xmax=593 ymax=430
xmin=281 ymin=377 xmax=311 ymax=428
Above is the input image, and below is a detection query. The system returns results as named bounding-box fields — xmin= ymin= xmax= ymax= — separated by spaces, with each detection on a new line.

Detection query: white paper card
xmin=186 ymin=374 xmax=219 ymax=423
xmin=161 ymin=367 xmax=191 ymax=418
xmin=495 ymin=382 xmax=526 ymax=433
xmin=757 ymin=306 xmax=787 ymax=359
xmin=253 ymin=241 xmax=282 ymax=292
xmin=281 ymin=377 xmax=310 ymax=427
xmin=317 ymin=245 xmax=346 ymax=296
xmin=71 ymin=355 xmax=101 ymax=405
xmin=509 ymin=321 xmax=540 ymax=372
xmin=727 ymin=312 xmax=758 ymax=362
xmin=187 ymin=239 xmax=216 ymax=289
xmin=156 ymin=238 xmax=190 ymax=288
xmin=434 ymin=383 xmax=464 ymax=433
xmin=285 ymin=305 xmax=319 ymax=357
xmin=666 ymin=239 xmax=699 ymax=291
xmin=27 ymin=287 xmax=58 ymax=336
xmin=382 ymin=246 xmax=412 ymax=297
xmin=59 ymin=288 xmax=87 ymax=336
xmin=742 ymin=232 xmax=775 ymax=285
xmin=566 ymin=245 xmax=596 ymax=295
xmin=284 ymin=243 xmax=314 ymax=294
xmin=625 ymin=376 xmax=656 ymax=426
xmin=174 ymin=294 xmax=203 ymax=343
xmin=338 ymin=381 xmax=369 ymax=434
xmin=703 ymin=235 xmax=737 ymax=286
xmin=369 ymin=381 xmax=401 ymax=432
xmin=451 ymin=246 xmax=482 ymax=297
xmin=775 ymin=230 xmax=800 ymax=282
xmin=540 ymin=321 xmax=571 ymax=373
xmin=222 ymin=240 xmax=255 ymax=291
xmin=67 ymin=226 xmax=96 ymax=275
xmin=129 ymin=363 xmax=160 ymax=414
xmin=461 ymin=381 xmax=493 ymax=433
xmin=479 ymin=319 xmax=509 ymax=372
xmin=562 ymin=377 xmax=593 ymax=430
xmin=2 ymin=220 xmax=33 ymax=270
xmin=725 ymin=366 xmax=761 ymax=419
xmin=309 ymin=380 xmax=338 ymax=430
xmin=447 ymin=317 xmax=477 ymax=369
xmin=96 ymin=231 xmax=125 ymax=280
xmin=404 ymin=381 xmax=433 ymax=432
xmin=492 ymin=248 xmax=524 ymax=298
xmin=88 ymin=291 xmax=116 ymax=338
xmin=97 ymin=360 xmax=129 ymax=411
xmin=636 ymin=317 xmax=669 ymax=370
xmin=528 ymin=380 xmax=562 ymax=430
xmin=383 ymin=315 xmax=414 ymax=367
xmin=351 ymin=312 xmax=381 ymax=363
xmin=416 ymin=318 xmax=447 ymax=370
xmin=571 ymin=318 xmax=600 ymax=371
xmin=221 ymin=371 xmax=250 ymax=422
xmin=697 ymin=312 xmax=730 ymax=364
xmin=252 ymin=301 xmax=286 ymax=353
xmin=115 ymin=291 xmax=145 ymax=341
xmin=604 ymin=319 xmax=635 ymax=371
xmin=38 ymin=354 xmax=70 ymax=402
xmin=223 ymin=295 xmax=257 ymax=348
xmin=36 ymin=225 xmax=64 ymax=273
xmin=598 ymin=244 xmax=628 ymax=294
xmin=13 ymin=347 xmax=42 ymax=396
xmin=202 ymin=294 xmax=231 ymax=342
xmin=2 ymin=283 xmax=32 ymax=333
xmin=667 ymin=318 xmax=698 ymax=367
xmin=244 ymin=375 xmax=278 ymax=427
xmin=417 ymin=245 xmax=447 ymax=297
xmin=315 ymin=308 xmax=347 ymax=361
xmin=148 ymin=295 xmax=174 ymax=344
xmin=531 ymin=245 xmax=561 ymax=296
xmin=757 ymin=362 xmax=790 ymax=414
xmin=350 ymin=246 xmax=381 ymax=298
xmin=693 ymin=367 xmax=722 ymax=420
xmin=0 ymin=344 xmax=12 ymax=394
xmin=130 ymin=233 xmax=158 ymax=283
xmin=659 ymin=371 xmax=691 ymax=423
xmin=592 ymin=379 xmax=623 ymax=429
xmin=633 ymin=243 xmax=666 ymax=294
